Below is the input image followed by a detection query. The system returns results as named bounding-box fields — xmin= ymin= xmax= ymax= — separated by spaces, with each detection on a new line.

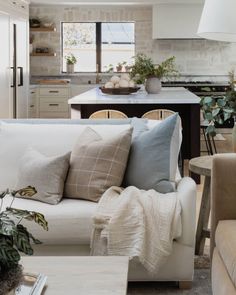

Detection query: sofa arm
xmin=176 ymin=177 xmax=196 ymax=247
xmin=211 ymin=153 xmax=236 ymax=256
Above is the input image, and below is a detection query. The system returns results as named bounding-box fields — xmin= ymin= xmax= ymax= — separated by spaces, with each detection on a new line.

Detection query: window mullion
xmin=96 ymin=22 xmax=102 ymax=72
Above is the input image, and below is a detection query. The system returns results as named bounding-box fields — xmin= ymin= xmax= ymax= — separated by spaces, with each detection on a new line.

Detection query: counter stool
xmin=201 ymin=124 xmax=217 ymax=155
xmin=142 ymin=109 xmax=175 ymax=120
xmin=89 ymin=109 xmax=128 ymax=119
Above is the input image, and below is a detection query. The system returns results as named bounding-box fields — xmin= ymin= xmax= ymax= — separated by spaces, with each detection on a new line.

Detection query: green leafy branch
xmin=130 ymin=53 xmax=179 ymax=84
xmin=201 ymin=89 xmax=236 ymax=136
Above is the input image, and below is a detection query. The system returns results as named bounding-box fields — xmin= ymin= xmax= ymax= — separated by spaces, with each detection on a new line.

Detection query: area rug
xmin=128 ymin=256 xmax=212 ymax=295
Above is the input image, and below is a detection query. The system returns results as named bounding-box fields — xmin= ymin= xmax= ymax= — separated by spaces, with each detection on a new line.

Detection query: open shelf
xmin=30 ymin=52 xmax=57 ymax=57
xmin=30 ymin=27 xmax=56 ymax=32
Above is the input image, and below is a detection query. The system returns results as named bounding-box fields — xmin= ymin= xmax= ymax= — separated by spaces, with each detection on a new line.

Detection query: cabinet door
xmin=0 ymin=12 xmax=10 ymax=118
xmin=15 ymin=18 xmax=29 ymax=118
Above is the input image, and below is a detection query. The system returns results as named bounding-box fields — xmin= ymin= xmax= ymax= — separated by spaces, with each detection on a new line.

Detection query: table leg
xmin=190 ymin=105 xmax=200 ymax=184
xmin=195 ymin=176 xmax=211 ymax=255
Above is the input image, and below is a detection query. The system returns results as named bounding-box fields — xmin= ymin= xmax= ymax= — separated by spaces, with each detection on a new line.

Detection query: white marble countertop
xmin=68 ymin=87 xmax=201 ymax=105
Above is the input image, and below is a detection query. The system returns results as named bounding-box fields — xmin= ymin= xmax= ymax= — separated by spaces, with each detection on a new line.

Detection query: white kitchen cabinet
xmin=152 ymin=3 xmax=203 ymax=39
xmin=0 ymin=0 xmax=29 ymax=119
xmin=38 ymin=86 xmax=70 ymax=118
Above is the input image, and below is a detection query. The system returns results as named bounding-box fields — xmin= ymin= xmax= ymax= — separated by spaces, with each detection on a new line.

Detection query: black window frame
xmin=61 ymin=21 xmax=135 ymax=74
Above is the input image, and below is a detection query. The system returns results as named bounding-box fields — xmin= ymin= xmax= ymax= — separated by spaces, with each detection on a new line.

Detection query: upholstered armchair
xmin=211 ymin=154 xmax=236 ymax=295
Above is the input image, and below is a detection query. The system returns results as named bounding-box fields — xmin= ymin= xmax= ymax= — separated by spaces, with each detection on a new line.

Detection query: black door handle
xmin=10 ymin=67 xmax=15 ymax=88
xmin=17 ymin=67 xmax=23 ymax=87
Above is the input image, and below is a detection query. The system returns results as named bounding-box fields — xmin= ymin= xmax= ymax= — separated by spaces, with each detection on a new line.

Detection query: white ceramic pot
xmin=66 ymin=63 xmax=74 ymax=74
xmin=145 ymin=77 xmax=162 ymax=94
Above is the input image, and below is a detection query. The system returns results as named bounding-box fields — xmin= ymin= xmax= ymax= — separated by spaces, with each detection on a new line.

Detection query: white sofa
xmin=0 ymin=119 xmax=196 ymax=288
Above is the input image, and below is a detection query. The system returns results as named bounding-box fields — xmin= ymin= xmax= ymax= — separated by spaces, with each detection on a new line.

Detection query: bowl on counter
xmin=99 ymin=86 xmax=140 ymax=95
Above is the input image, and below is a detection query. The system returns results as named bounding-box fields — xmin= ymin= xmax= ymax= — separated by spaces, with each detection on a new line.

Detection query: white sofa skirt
xmin=31 ymin=242 xmax=194 ymax=282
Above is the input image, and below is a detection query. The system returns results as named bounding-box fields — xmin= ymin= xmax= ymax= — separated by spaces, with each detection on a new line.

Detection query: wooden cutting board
xmin=39 ymin=79 xmax=70 ymax=85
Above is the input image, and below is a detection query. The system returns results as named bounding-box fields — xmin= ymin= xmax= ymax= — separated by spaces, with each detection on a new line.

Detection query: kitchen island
xmin=69 ymin=87 xmax=201 ymax=180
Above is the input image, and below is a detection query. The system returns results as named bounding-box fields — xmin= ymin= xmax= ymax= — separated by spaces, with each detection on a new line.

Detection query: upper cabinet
xmin=152 ymin=3 xmax=204 ymax=39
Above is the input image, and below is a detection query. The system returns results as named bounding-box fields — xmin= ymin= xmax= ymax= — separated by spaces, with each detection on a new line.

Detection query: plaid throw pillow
xmin=65 ymin=127 xmax=132 ymax=202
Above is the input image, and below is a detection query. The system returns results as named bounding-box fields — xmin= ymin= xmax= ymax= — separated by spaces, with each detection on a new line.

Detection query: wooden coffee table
xmin=21 ymin=256 xmax=129 ymax=295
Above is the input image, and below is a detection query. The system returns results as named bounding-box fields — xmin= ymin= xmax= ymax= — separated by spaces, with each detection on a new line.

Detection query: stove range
xmin=162 ymin=81 xmax=230 ymax=96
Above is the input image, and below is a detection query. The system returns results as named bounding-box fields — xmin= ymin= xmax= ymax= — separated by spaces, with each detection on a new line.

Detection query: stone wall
xmin=30 ymin=5 xmax=236 ymax=78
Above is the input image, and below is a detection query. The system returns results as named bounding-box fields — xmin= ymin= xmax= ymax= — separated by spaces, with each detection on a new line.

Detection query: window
xmin=62 ymin=22 xmax=96 ymax=72
xmin=62 ymin=22 xmax=135 ymax=73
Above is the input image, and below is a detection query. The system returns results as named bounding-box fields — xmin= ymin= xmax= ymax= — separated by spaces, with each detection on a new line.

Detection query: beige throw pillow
xmin=16 ymin=148 xmax=70 ymax=205
xmin=65 ymin=127 xmax=132 ymax=202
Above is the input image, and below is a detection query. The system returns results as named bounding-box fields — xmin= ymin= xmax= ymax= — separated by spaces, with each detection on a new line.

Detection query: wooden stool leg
xmin=195 ymin=176 xmax=211 ymax=255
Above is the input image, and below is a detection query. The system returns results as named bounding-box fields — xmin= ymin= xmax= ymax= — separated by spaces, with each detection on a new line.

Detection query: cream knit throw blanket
xmin=90 ymin=186 xmax=182 ymax=273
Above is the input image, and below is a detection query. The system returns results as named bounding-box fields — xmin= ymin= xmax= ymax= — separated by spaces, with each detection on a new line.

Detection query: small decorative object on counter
xmin=65 ymin=53 xmax=77 ymax=74
xmin=0 ymin=186 xmax=48 ymax=295
xmin=100 ymin=73 xmax=139 ymax=95
xmin=130 ymin=53 xmax=179 ymax=94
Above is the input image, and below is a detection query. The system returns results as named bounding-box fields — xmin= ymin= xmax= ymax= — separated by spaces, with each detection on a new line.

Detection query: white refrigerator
xmin=0 ymin=1 xmax=29 ymax=119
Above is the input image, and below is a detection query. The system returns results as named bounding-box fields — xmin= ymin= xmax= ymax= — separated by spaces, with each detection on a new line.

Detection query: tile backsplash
xmin=30 ymin=5 xmax=236 ymax=79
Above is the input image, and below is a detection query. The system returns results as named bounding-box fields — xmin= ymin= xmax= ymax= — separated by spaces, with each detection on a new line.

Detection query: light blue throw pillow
xmin=124 ymin=113 xmax=181 ymax=193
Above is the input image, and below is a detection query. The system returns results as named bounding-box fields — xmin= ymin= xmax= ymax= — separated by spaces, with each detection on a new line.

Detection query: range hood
xmin=153 ymin=3 xmax=204 ymax=39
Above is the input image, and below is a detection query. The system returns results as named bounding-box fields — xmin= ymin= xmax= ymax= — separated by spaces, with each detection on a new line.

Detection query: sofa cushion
xmin=2 ymin=195 xmax=97 ymax=244
xmin=215 ymin=220 xmax=236 ymax=287
xmin=16 ymin=148 xmax=70 ymax=205
xmin=0 ymin=122 xmax=132 ymax=192
xmin=123 ymin=113 xmax=181 ymax=193
xmin=65 ymin=127 xmax=133 ymax=202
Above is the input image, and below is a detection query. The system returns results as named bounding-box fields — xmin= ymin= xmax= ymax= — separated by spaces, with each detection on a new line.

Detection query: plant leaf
xmin=217 ymin=98 xmax=226 ymax=107
xmin=212 ymin=108 xmax=220 ymax=117
xmin=14 ymin=186 xmax=37 ymax=197
xmin=29 ymin=233 xmax=42 ymax=245
xmin=0 ymin=235 xmax=20 ymax=267
xmin=14 ymin=224 xmax=33 ymax=255
xmin=5 ymin=208 xmax=48 ymax=231
xmin=0 ymin=216 xmax=17 ymax=236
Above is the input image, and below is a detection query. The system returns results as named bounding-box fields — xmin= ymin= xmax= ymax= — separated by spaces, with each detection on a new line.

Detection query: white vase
xmin=66 ymin=63 xmax=74 ymax=74
xmin=145 ymin=77 xmax=162 ymax=94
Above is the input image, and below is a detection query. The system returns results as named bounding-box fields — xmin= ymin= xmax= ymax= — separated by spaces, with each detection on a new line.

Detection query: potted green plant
xmin=201 ymin=87 xmax=236 ymax=148
xmin=130 ymin=53 xmax=179 ymax=93
xmin=65 ymin=53 xmax=77 ymax=74
xmin=0 ymin=186 xmax=48 ymax=295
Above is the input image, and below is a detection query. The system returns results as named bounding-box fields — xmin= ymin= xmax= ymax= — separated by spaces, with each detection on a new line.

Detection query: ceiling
xmin=30 ymin=0 xmax=204 ymax=6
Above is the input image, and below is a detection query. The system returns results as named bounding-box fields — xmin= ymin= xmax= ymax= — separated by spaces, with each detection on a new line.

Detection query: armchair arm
xmin=176 ymin=177 xmax=196 ymax=247
xmin=211 ymin=153 xmax=236 ymax=256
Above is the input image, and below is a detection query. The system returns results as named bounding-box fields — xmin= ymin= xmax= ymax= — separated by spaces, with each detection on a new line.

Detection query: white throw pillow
xmin=16 ymin=148 xmax=70 ymax=205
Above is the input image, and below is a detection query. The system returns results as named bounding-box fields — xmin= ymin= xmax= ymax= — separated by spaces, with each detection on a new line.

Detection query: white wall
xmin=30 ymin=5 xmax=236 ymax=77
